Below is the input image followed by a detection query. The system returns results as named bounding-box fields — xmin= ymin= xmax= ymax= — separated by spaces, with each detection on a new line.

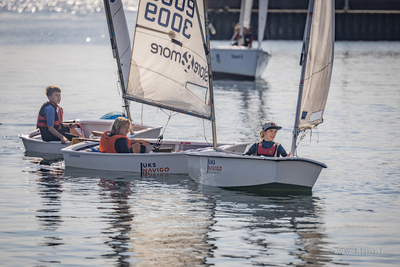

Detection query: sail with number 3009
xmin=125 ymin=0 xmax=213 ymax=121
xmin=62 ymin=0 xmax=247 ymax=175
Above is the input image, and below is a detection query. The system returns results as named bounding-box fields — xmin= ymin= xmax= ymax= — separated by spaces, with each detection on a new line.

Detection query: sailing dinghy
xmin=187 ymin=0 xmax=335 ymax=192
xmin=210 ymin=0 xmax=271 ymax=80
xmin=62 ymin=0 xmax=248 ymax=174
xmin=20 ymin=120 xmax=159 ymax=156
xmin=19 ymin=0 xmax=161 ymax=156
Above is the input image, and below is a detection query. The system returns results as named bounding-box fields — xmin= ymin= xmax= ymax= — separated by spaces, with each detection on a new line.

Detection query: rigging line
xmin=303 ymin=60 xmax=334 ymax=82
xmin=296 ymin=129 xmax=309 ymax=147
xmin=153 ymin=111 xmax=173 ymax=150
xmin=159 ymin=108 xmax=179 ymax=118
xmin=159 ymin=108 xmax=177 ymax=136
xmin=202 ymin=119 xmax=211 ymax=147
xmin=141 ymin=103 xmax=144 ymax=125
xmin=136 ymin=24 xmax=175 ymax=37
xmin=119 ymin=46 xmax=130 ymax=59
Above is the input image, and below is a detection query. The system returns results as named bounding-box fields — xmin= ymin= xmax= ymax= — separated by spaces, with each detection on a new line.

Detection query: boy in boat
xmin=99 ymin=117 xmax=149 ymax=153
xmin=245 ymin=121 xmax=289 ymax=157
xmin=37 ymin=85 xmax=83 ymax=144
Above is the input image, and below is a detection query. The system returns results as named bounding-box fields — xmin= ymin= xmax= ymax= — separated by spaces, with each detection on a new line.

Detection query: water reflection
xmin=65 ymin=169 xmax=214 ymax=266
xmin=23 ymin=154 xmax=65 ymax=247
xmin=197 ymin=186 xmax=336 ymax=266
xmin=24 ymin=151 xmax=64 ymax=166
xmin=98 ymin=177 xmax=135 ymax=266
xmin=214 ymin=79 xmax=270 ymax=141
xmin=25 ymin=160 xmax=338 ymax=266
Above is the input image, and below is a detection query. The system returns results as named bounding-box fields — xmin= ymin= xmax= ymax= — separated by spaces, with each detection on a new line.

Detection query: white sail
xmin=238 ymin=0 xmax=253 ymax=41
xmin=257 ymin=0 xmax=268 ymax=48
xmin=126 ymin=0 xmax=211 ymax=120
xmin=242 ymin=0 xmax=253 ymax=29
xmin=298 ymin=0 xmax=335 ymax=130
xmin=104 ymin=0 xmax=132 ymax=89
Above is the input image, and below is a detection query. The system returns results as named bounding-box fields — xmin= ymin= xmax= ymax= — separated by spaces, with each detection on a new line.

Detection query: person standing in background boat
xmin=37 ymin=85 xmax=83 ymax=144
xmin=232 ymin=22 xmax=253 ymax=47
xmin=99 ymin=117 xmax=149 ymax=153
xmin=245 ymin=121 xmax=289 ymax=157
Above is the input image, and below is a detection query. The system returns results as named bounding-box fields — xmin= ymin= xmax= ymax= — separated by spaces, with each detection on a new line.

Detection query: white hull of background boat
xmin=210 ymin=46 xmax=270 ymax=80
xmin=20 ymin=119 xmax=162 ymax=155
xmin=62 ymin=141 xmax=248 ymax=175
xmin=187 ymin=151 xmax=327 ymax=189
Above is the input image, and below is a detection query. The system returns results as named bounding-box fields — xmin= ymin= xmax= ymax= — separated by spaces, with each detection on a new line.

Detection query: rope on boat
xmin=294 ymin=126 xmax=320 ymax=156
xmin=153 ymin=109 xmax=176 ymax=150
xmin=202 ymin=120 xmax=212 ymax=147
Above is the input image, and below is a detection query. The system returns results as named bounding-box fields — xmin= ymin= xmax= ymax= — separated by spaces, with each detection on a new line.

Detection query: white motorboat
xmin=62 ymin=0 xmax=248 ymax=174
xmin=211 ymin=0 xmax=271 ymax=80
xmin=188 ymin=0 xmax=335 ymax=191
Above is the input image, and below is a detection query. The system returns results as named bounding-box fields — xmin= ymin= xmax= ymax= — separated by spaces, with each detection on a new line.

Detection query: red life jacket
xmin=256 ymin=141 xmax=280 ymax=157
xmin=99 ymin=131 xmax=131 ymax=153
xmin=36 ymin=102 xmax=63 ymax=130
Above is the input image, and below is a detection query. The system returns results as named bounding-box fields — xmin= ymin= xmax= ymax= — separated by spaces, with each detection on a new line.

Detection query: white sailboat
xmin=62 ymin=0 xmax=248 ymax=174
xmin=20 ymin=120 xmax=158 ymax=156
xmin=187 ymin=0 xmax=335 ymax=192
xmin=19 ymin=0 xmax=161 ymax=156
xmin=210 ymin=0 xmax=271 ymax=80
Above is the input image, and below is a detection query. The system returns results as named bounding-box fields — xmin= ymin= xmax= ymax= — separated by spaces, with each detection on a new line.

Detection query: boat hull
xmin=20 ymin=120 xmax=162 ymax=155
xmin=211 ymin=46 xmax=270 ymax=80
xmin=62 ymin=141 xmax=248 ymax=175
xmin=187 ymin=151 xmax=327 ymax=190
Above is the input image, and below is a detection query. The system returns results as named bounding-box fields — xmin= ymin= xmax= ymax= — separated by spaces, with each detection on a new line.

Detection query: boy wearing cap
xmin=245 ymin=121 xmax=288 ymax=157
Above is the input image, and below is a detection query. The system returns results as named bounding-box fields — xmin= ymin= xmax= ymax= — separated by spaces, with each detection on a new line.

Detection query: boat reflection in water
xmin=23 ymin=161 xmax=339 ymax=266
xmin=23 ymin=155 xmax=65 ymax=249
xmin=65 ymin=168 xmax=214 ymax=266
xmin=197 ymin=185 xmax=337 ymax=266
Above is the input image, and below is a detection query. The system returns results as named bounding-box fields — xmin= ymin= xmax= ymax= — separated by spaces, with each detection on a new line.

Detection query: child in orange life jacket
xmin=99 ymin=117 xmax=149 ymax=153
xmin=37 ymin=85 xmax=83 ymax=144
xmin=245 ymin=121 xmax=289 ymax=157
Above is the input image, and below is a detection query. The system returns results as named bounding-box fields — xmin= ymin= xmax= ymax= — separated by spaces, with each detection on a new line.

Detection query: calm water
xmin=1 ymin=5 xmax=400 ymax=267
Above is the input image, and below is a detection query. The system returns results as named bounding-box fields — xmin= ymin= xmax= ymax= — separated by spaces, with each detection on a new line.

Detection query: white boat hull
xmin=211 ymin=46 xmax=270 ymax=80
xmin=20 ymin=119 xmax=162 ymax=155
xmin=62 ymin=141 xmax=248 ymax=175
xmin=187 ymin=151 xmax=327 ymax=190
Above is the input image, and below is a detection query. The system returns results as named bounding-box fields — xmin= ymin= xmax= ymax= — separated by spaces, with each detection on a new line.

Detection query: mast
xmin=198 ymin=0 xmax=218 ymax=150
xmin=103 ymin=0 xmax=133 ymax=131
xmin=290 ymin=0 xmax=315 ymax=157
xmin=238 ymin=0 xmax=246 ymax=45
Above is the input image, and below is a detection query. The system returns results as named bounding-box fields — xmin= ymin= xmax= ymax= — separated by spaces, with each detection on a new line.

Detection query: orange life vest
xmin=99 ymin=131 xmax=131 ymax=153
xmin=256 ymin=141 xmax=280 ymax=157
xmin=36 ymin=102 xmax=63 ymax=130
